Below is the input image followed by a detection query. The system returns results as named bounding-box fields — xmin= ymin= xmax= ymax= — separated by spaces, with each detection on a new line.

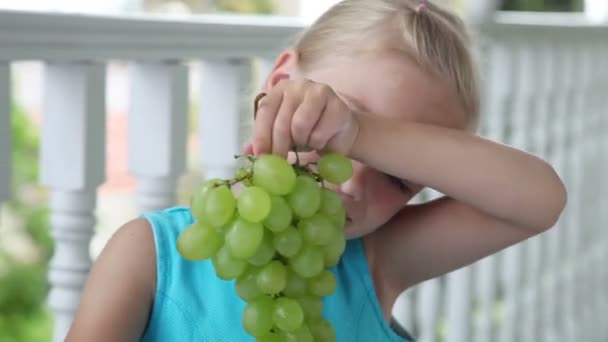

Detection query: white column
xmin=415 ymin=279 xmax=441 ymax=342
xmin=444 ymin=268 xmax=472 ymax=342
xmin=199 ymin=60 xmax=251 ymax=180
xmin=0 ymin=63 xmax=10 ymax=204
xmin=128 ymin=62 xmax=188 ymax=214
xmin=392 ymin=290 xmax=415 ymax=338
xmin=601 ymin=45 xmax=608 ymax=342
xmin=40 ymin=62 xmax=106 ymax=342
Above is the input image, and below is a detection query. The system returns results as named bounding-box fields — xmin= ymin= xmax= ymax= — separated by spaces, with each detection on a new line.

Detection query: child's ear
xmin=263 ymin=49 xmax=300 ymax=91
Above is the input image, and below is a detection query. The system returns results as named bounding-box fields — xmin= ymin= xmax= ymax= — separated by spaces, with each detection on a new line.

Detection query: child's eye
xmin=386 ymin=174 xmax=409 ymax=193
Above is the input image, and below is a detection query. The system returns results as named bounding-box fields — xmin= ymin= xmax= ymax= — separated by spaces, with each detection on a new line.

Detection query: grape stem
xmin=233 ymin=154 xmax=256 ymax=163
xmin=228 ymin=169 xmax=252 ymax=186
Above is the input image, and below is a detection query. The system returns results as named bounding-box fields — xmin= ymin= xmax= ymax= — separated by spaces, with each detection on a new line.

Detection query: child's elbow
xmin=534 ymin=165 xmax=568 ymax=232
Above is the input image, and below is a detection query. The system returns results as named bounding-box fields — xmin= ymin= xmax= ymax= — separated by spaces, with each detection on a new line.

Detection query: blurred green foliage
xmin=147 ymin=0 xmax=276 ymax=14
xmin=213 ymin=0 xmax=274 ymax=14
xmin=0 ymin=103 xmax=53 ymax=342
xmin=502 ymin=0 xmax=584 ymax=11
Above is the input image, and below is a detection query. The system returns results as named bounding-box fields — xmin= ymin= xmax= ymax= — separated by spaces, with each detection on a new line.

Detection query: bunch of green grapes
xmin=177 ymin=152 xmax=353 ymax=341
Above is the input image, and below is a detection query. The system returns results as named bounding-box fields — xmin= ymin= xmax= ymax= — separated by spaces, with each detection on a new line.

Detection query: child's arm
xmin=353 ymin=115 xmax=567 ymax=289
xmin=253 ymin=79 xmax=567 ymax=291
xmin=66 ymin=218 xmax=155 ymax=341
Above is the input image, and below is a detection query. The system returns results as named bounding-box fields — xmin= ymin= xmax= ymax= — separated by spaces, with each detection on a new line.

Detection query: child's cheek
xmin=370 ymin=190 xmax=408 ymax=224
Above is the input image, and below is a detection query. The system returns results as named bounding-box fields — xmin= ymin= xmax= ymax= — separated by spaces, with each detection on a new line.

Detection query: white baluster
xmin=597 ymin=45 xmax=607 ymax=342
xmin=580 ymin=45 xmax=594 ymax=342
xmin=199 ymin=60 xmax=251 ymax=180
xmin=601 ymin=44 xmax=608 ymax=342
xmin=567 ymin=45 xmax=589 ymax=342
xmin=0 ymin=63 xmax=10 ymax=204
xmin=40 ymin=62 xmax=106 ymax=342
xmin=128 ymin=62 xmax=188 ymax=213
xmin=473 ymin=257 xmax=496 ymax=342
xmin=393 ymin=290 xmax=416 ymax=339
xmin=416 ymin=279 xmax=442 ymax=342
xmin=587 ymin=44 xmax=604 ymax=342
xmin=445 ymin=268 xmax=472 ymax=342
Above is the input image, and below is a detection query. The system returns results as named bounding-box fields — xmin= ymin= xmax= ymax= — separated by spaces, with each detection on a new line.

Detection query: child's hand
xmin=251 ymin=79 xmax=360 ymax=158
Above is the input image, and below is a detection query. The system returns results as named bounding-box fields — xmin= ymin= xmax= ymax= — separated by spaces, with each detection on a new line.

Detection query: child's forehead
xmin=311 ymin=54 xmax=466 ymax=129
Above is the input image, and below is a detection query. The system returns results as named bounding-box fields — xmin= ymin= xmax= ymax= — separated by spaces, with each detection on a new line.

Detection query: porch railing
xmin=0 ymin=9 xmax=606 ymax=342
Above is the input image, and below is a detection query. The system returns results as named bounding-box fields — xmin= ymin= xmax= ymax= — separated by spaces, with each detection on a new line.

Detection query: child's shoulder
xmin=66 ymin=210 xmax=159 ymax=340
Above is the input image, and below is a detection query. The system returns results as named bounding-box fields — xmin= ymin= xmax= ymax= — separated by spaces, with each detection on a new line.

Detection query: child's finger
xmin=243 ymin=143 xmax=254 ymax=155
xmin=253 ymin=91 xmax=283 ymax=155
xmin=272 ymin=95 xmax=297 ymax=158
xmin=309 ymin=97 xmax=342 ymax=151
xmin=292 ymin=89 xmax=325 ymax=148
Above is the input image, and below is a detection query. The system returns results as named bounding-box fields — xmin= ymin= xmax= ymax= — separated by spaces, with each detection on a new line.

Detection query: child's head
xmin=262 ymin=0 xmax=480 ymax=238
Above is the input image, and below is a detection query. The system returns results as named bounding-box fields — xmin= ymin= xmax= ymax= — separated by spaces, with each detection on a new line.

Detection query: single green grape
xmin=283 ymin=269 xmax=308 ymax=298
xmin=318 ymin=153 xmax=353 ymax=184
xmin=263 ymin=195 xmax=293 ymax=232
xmin=256 ymin=260 xmax=287 ymax=295
xmin=212 ymin=246 xmax=247 ymax=280
xmin=298 ymin=213 xmax=336 ymax=246
xmin=289 ymin=245 xmax=324 ymax=278
xmin=238 ymin=186 xmax=271 ymax=223
xmin=225 ymin=217 xmax=264 ymax=260
xmin=243 ymin=296 xmax=275 ymax=337
xmin=176 ymin=222 xmax=223 ymax=261
xmin=248 ymin=230 xmax=276 ymax=267
xmin=253 ymin=154 xmax=297 ymax=195
xmin=307 ymin=270 xmax=337 ymax=297
xmin=236 ymin=267 xmax=263 ymax=302
xmin=286 ymin=176 xmax=321 ymax=218
xmin=273 ymin=226 xmax=303 ymax=258
xmin=308 ymin=317 xmax=336 ymax=342
xmin=190 ymin=178 xmax=224 ymax=221
xmin=320 ymin=188 xmax=346 ymax=229
xmin=273 ymin=297 xmax=304 ymax=332
xmin=296 ymin=295 xmax=323 ymax=319
xmin=201 ymin=184 xmax=236 ymax=227
xmin=322 ymin=233 xmax=346 ymax=267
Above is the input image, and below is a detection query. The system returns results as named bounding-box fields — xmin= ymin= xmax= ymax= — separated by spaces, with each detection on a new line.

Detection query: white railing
xmin=0 ymin=9 xmax=607 ymax=342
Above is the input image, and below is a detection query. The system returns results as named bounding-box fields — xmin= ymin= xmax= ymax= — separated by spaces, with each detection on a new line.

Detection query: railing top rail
xmin=0 ymin=10 xmax=306 ymax=61
xmin=0 ymin=10 xmax=606 ymax=62
xmin=478 ymin=12 xmax=608 ymax=38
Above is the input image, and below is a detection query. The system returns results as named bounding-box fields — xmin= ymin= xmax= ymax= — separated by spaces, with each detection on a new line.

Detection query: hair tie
xmin=416 ymin=0 xmax=427 ymax=13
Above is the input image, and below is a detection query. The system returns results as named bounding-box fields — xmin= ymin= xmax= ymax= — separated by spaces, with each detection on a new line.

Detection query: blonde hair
xmin=293 ymin=0 xmax=480 ymax=129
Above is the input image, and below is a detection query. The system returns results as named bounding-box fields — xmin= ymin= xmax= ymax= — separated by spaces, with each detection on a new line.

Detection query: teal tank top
xmin=140 ymin=206 xmax=413 ymax=342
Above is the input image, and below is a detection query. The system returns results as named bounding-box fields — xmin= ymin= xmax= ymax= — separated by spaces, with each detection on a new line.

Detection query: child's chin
xmin=344 ymin=222 xmax=366 ymax=240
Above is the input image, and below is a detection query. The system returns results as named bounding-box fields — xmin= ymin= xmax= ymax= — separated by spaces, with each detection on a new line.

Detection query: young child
xmin=67 ymin=0 xmax=567 ymax=341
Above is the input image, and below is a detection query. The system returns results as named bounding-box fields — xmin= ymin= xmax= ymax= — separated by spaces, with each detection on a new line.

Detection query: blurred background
xmin=0 ymin=0 xmax=606 ymax=341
